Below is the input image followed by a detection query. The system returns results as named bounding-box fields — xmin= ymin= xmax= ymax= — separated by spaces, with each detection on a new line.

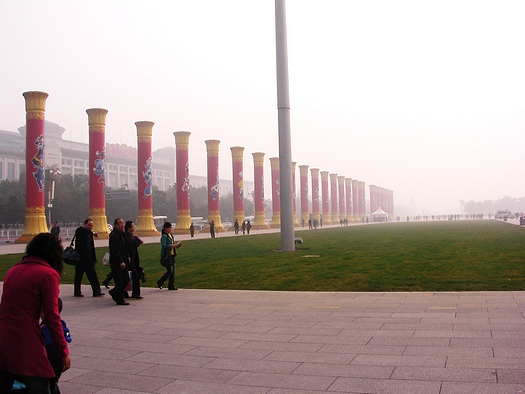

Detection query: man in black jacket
xmin=74 ymin=219 xmax=104 ymax=297
xmin=124 ymin=221 xmax=143 ymax=300
xmin=108 ymin=218 xmax=130 ymax=305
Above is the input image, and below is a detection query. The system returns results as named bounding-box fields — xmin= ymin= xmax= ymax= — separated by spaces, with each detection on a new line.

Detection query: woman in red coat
xmin=0 ymin=233 xmax=71 ymax=393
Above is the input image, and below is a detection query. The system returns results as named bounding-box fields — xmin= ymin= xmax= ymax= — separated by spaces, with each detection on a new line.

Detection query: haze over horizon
xmin=1 ymin=1 xmax=524 ymax=215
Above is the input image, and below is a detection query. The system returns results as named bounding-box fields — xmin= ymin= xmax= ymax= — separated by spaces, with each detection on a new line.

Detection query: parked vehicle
xmin=495 ymin=210 xmax=515 ymax=220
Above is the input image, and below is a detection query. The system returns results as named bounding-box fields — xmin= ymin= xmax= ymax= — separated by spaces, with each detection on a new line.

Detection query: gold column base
xmin=321 ymin=214 xmax=332 ymax=226
xmin=174 ymin=210 xmax=191 ymax=234
xmin=91 ymin=213 xmax=110 ymax=239
xmin=135 ymin=214 xmax=160 ymax=237
xmin=16 ymin=211 xmax=48 ymax=244
xmin=253 ymin=223 xmax=270 ymax=230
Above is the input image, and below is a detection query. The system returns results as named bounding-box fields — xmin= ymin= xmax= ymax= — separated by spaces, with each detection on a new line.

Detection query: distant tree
xmin=189 ymin=186 xmax=208 ymax=218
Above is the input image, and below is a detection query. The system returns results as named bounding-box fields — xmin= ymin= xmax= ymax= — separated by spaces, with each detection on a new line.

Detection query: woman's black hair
xmin=125 ymin=220 xmax=134 ymax=232
xmin=161 ymin=221 xmax=172 ymax=234
xmin=24 ymin=233 xmax=64 ymax=274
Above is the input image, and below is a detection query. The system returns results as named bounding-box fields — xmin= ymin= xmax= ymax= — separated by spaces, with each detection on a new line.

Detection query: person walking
xmin=0 ymin=233 xmax=71 ymax=392
xmin=108 ymin=218 xmax=130 ymax=306
xmin=124 ymin=221 xmax=143 ymax=300
xmin=157 ymin=222 xmax=181 ymax=290
xmin=241 ymin=220 xmax=246 ymax=234
xmin=73 ymin=219 xmax=104 ymax=298
xmin=246 ymin=220 xmax=252 ymax=234
xmin=234 ymin=219 xmax=239 ymax=234
xmin=189 ymin=223 xmax=195 ymax=238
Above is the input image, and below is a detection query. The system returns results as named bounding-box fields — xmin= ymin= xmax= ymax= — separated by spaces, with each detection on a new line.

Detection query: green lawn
xmin=1 ymin=220 xmax=524 ymax=292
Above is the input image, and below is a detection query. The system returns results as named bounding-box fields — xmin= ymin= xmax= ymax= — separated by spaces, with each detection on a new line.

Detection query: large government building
xmin=0 ymin=121 xmax=253 ymax=197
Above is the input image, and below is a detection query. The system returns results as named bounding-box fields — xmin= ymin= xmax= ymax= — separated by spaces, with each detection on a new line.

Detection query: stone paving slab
xmin=1 ymin=284 xmax=520 ymax=393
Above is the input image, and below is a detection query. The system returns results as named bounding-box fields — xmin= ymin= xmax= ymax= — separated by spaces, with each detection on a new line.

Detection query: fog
xmin=1 ymin=0 xmax=524 ymax=215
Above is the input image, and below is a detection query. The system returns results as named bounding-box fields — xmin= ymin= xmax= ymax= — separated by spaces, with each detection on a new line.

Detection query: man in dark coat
xmin=124 ymin=221 xmax=142 ymax=300
xmin=108 ymin=218 xmax=130 ymax=305
xmin=74 ymin=219 xmax=104 ymax=297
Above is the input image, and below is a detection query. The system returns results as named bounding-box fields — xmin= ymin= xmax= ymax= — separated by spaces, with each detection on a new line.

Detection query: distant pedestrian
xmin=209 ymin=220 xmax=215 ymax=238
xmin=73 ymin=219 xmax=104 ymax=298
xmin=234 ymin=219 xmax=239 ymax=234
xmin=189 ymin=223 xmax=195 ymax=238
xmin=246 ymin=220 xmax=252 ymax=234
xmin=50 ymin=221 xmax=61 ymax=241
xmin=157 ymin=222 xmax=181 ymax=290
xmin=241 ymin=220 xmax=246 ymax=234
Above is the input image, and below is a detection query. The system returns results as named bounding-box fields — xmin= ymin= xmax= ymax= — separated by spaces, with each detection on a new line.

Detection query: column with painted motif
xmin=292 ymin=162 xmax=300 ymax=226
xmin=320 ymin=171 xmax=332 ymax=225
xmin=345 ymin=178 xmax=352 ymax=222
xmin=338 ymin=175 xmax=345 ymax=222
xmin=352 ymin=179 xmax=359 ymax=222
xmin=135 ymin=121 xmax=160 ymax=237
xmin=205 ymin=140 xmax=225 ymax=232
xmin=230 ymin=146 xmax=245 ymax=228
xmin=86 ymin=108 xmax=110 ymax=239
xmin=16 ymin=91 xmax=49 ymax=243
xmin=299 ymin=165 xmax=309 ymax=225
xmin=330 ymin=173 xmax=338 ymax=224
xmin=269 ymin=157 xmax=281 ymax=228
xmin=310 ymin=168 xmax=320 ymax=223
xmin=252 ymin=152 xmax=270 ymax=229
xmin=173 ymin=131 xmax=191 ymax=234
xmin=358 ymin=181 xmax=366 ymax=221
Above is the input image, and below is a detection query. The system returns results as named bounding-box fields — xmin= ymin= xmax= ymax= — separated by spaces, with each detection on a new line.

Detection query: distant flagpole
xmin=275 ymin=0 xmax=295 ymax=251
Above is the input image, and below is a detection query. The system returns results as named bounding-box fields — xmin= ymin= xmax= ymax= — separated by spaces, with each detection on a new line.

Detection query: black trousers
xmin=74 ymin=258 xmax=102 ymax=295
xmin=157 ymin=256 xmax=175 ymax=289
xmin=0 ymin=370 xmax=50 ymax=393
xmin=109 ymin=263 xmax=129 ymax=303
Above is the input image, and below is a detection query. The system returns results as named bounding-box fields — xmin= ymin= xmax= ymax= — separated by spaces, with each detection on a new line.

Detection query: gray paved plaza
xmin=1 ymin=221 xmax=524 ymax=393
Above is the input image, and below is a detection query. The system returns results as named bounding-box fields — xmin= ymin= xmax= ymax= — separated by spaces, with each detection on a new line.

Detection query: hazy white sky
xmin=1 ymin=0 xmax=524 ymax=214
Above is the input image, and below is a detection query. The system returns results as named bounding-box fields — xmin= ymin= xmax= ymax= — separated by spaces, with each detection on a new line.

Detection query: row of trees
xmin=0 ymin=172 xmax=257 ymax=227
xmin=463 ymin=196 xmax=525 ymax=215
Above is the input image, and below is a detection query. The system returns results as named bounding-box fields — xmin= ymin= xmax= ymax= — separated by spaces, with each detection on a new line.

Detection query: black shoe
xmin=103 ymin=282 xmax=110 ymax=289
xmin=157 ymin=282 xmax=163 ymax=290
xmin=74 ymin=294 xmax=84 ymax=297
xmin=116 ymin=301 xmax=130 ymax=306
xmin=123 ymin=293 xmax=130 ymax=299
xmin=93 ymin=293 xmax=105 ymax=297
xmin=131 ymin=296 xmax=143 ymax=299
xmin=168 ymin=287 xmax=178 ymax=291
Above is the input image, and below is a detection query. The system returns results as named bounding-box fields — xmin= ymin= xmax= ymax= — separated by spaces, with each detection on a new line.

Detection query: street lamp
xmin=46 ymin=165 xmax=62 ymax=226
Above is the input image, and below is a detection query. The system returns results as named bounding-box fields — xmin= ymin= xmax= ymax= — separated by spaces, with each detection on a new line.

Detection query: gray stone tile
xmin=440 ymin=381 xmax=525 ymax=393
xmin=497 ymin=369 xmax=525 ymax=384
xmin=157 ymin=380 xmax=271 ymax=393
xmin=204 ymin=357 xmax=301 ymax=373
xmin=293 ymin=363 xmax=394 ymax=379
xmin=319 ymin=343 xmax=406 ymax=355
xmin=351 ymin=354 xmax=446 ymax=367
xmin=328 ymin=377 xmax=442 ymax=393
xmin=391 ymin=366 xmax=497 ymax=382
xmin=264 ymin=350 xmax=356 ymax=364
xmin=228 ymin=371 xmax=336 ymax=391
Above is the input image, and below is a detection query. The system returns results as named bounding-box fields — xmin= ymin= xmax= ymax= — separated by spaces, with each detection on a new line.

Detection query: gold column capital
xmin=205 ymin=139 xmax=220 ymax=156
xmin=299 ymin=165 xmax=309 ymax=176
xmin=252 ymin=152 xmax=265 ymax=166
xmin=86 ymin=108 xmax=108 ymax=126
xmin=310 ymin=168 xmax=319 ymax=178
xmin=230 ymin=146 xmax=244 ymax=162
xmin=174 ymin=131 xmax=191 ymax=147
xmin=136 ymin=121 xmax=154 ymax=137
xmin=23 ymin=91 xmax=48 ymax=113
xmin=269 ymin=157 xmax=279 ymax=169
xmin=329 ymin=173 xmax=338 ymax=181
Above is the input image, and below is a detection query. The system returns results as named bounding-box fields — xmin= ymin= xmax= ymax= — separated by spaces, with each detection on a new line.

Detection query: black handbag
xmin=160 ymin=255 xmax=170 ymax=267
xmin=63 ymin=235 xmax=80 ymax=266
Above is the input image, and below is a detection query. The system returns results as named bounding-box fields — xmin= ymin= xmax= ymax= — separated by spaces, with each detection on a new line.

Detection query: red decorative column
xmin=135 ymin=121 xmax=160 ymax=237
xmin=87 ymin=108 xmax=109 ymax=239
xmin=205 ymin=140 xmax=225 ymax=232
xmin=358 ymin=181 xmax=366 ymax=221
xmin=351 ymin=179 xmax=359 ymax=222
xmin=330 ymin=173 xmax=338 ymax=224
xmin=269 ymin=157 xmax=281 ymax=228
xmin=292 ymin=162 xmax=299 ymax=226
xmin=173 ymin=131 xmax=191 ymax=234
xmin=230 ymin=146 xmax=245 ymax=227
xmin=299 ymin=165 xmax=309 ymax=224
xmin=338 ymin=175 xmax=345 ymax=221
xmin=345 ymin=178 xmax=352 ymax=222
xmin=16 ymin=91 xmax=49 ymax=243
xmin=369 ymin=184 xmax=378 ymax=214
xmin=310 ymin=168 xmax=320 ymax=223
xmin=252 ymin=152 xmax=270 ymax=229
xmin=320 ymin=171 xmax=332 ymax=225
